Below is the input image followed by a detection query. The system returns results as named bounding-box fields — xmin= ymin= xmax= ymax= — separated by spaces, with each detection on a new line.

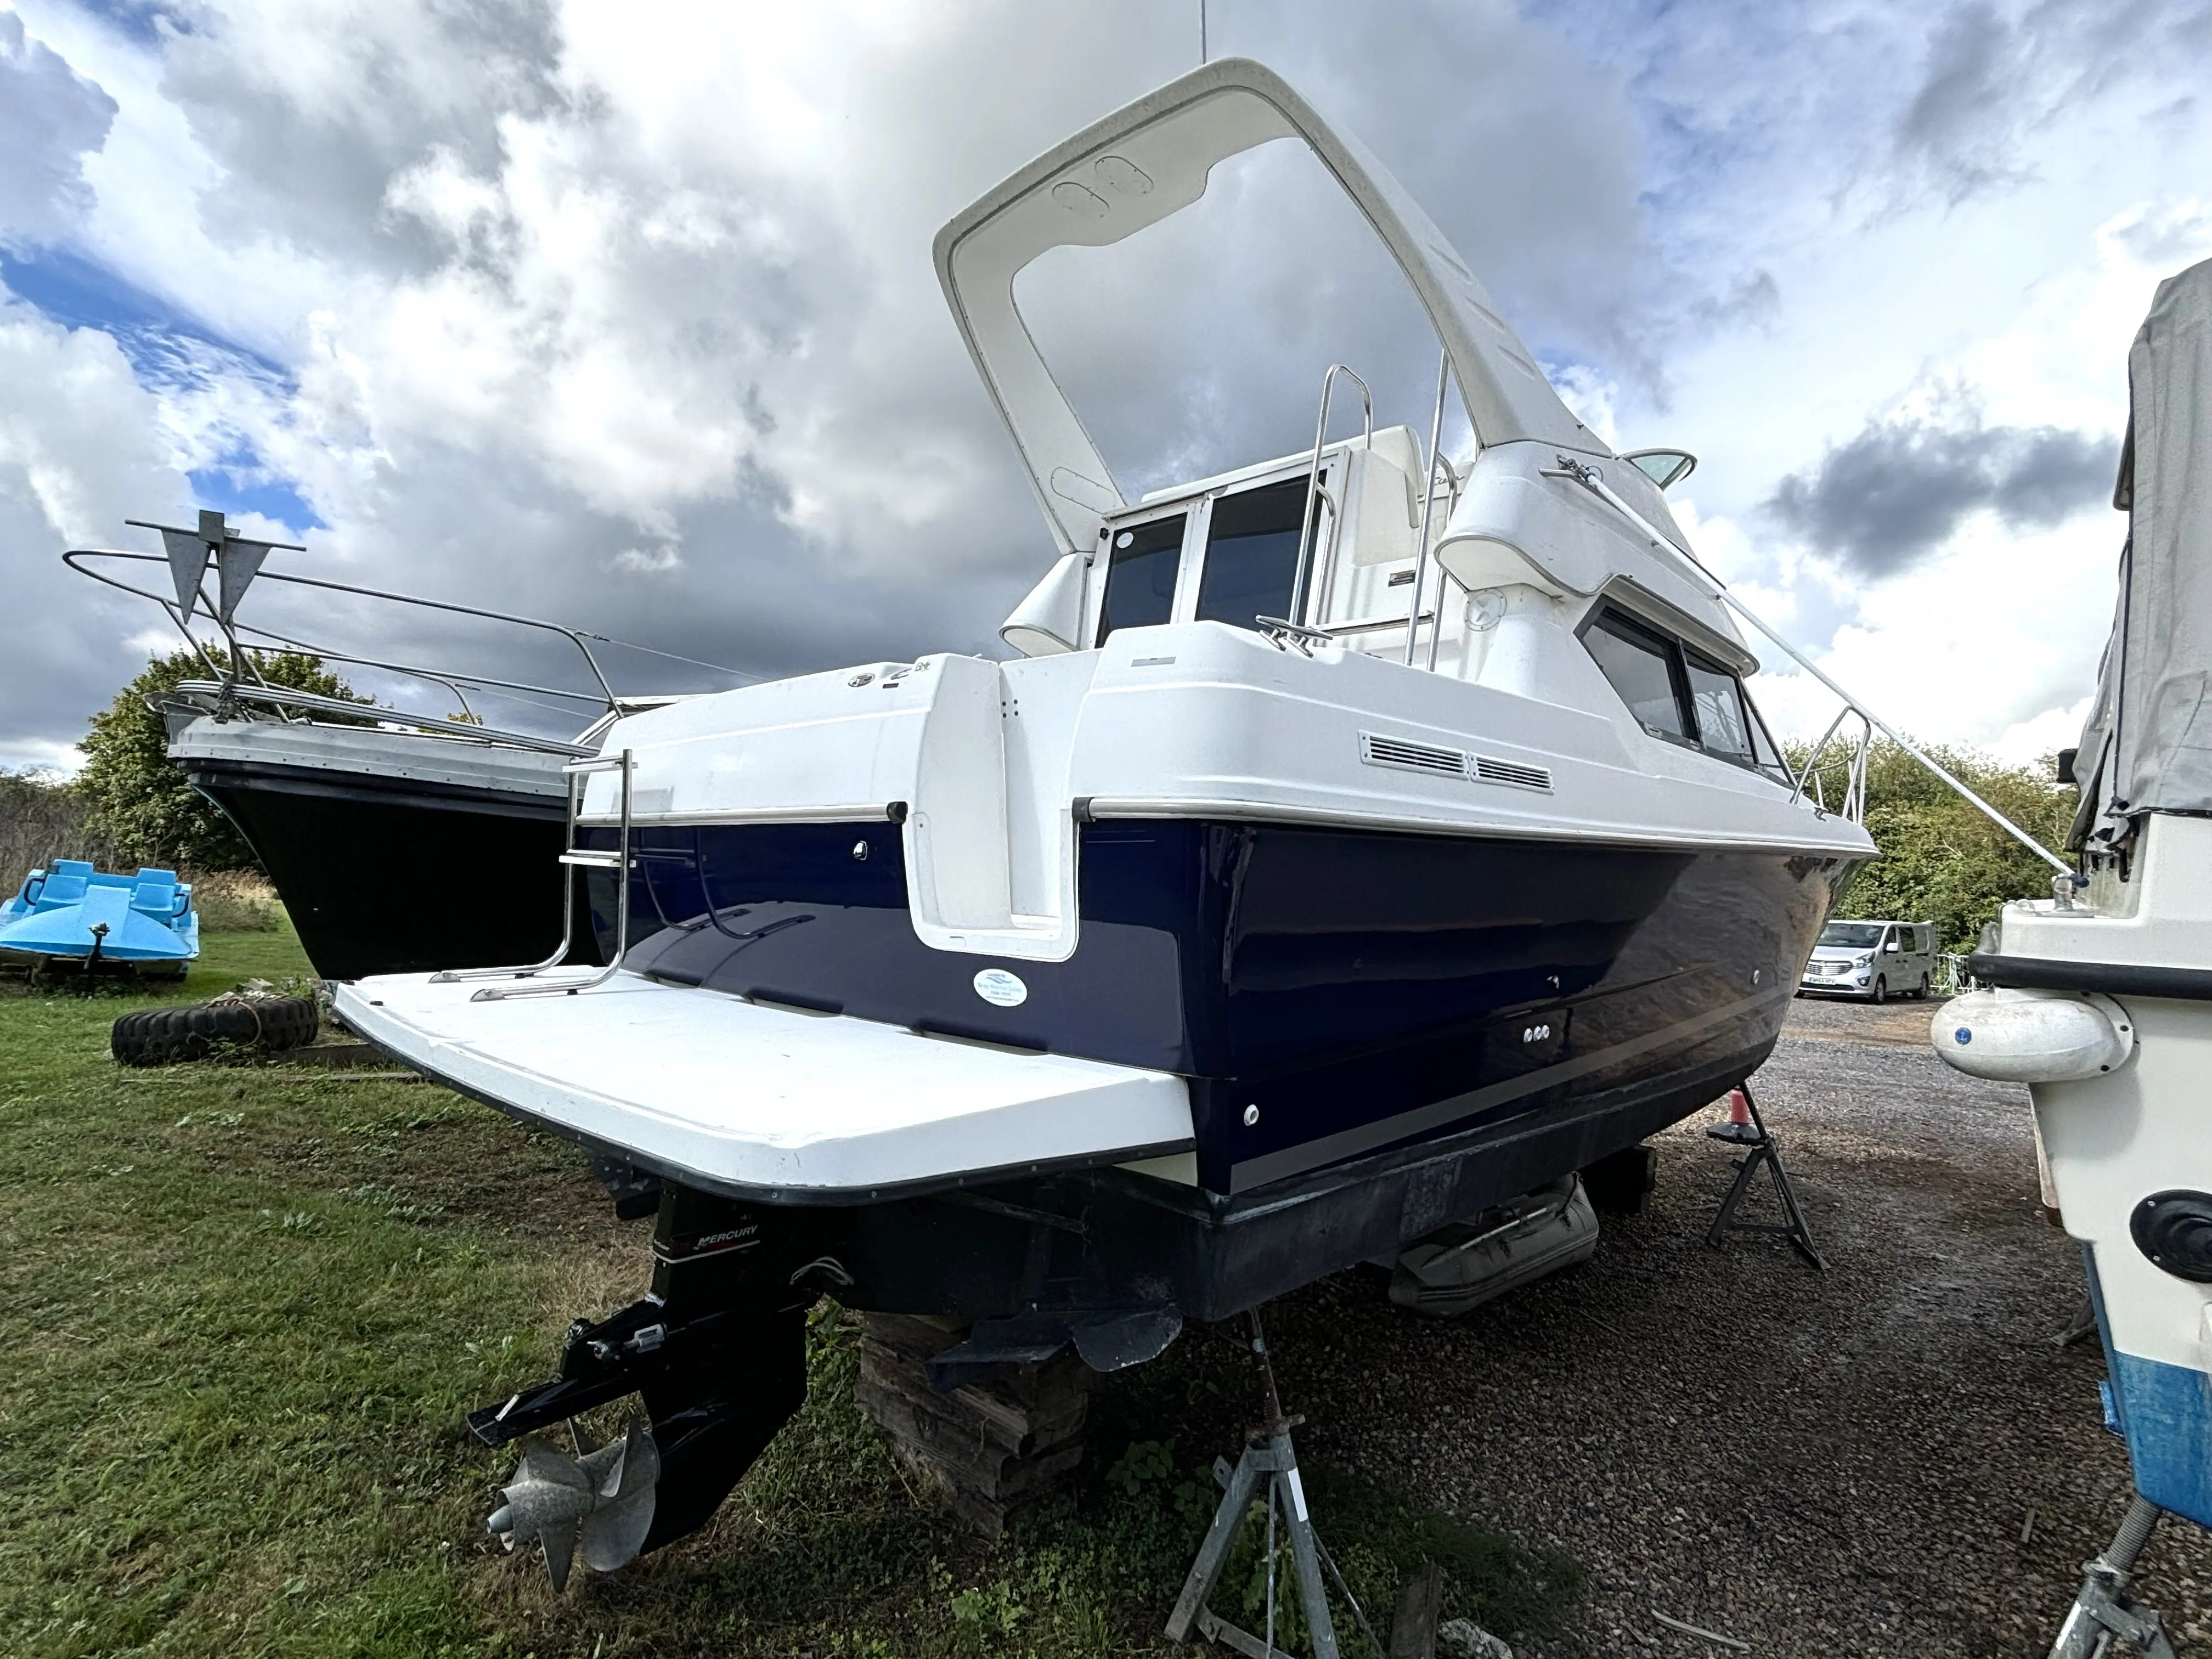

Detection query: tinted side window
xmin=1196 ymin=478 xmax=1310 ymax=631
xmin=1585 ymin=612 xmax=1690 ymax=739
xmin=1685 ymin=653 xmax=1755 ymax=763
xmin=1096 ymin=514 xmax=1187 ymax=645
xmin=1747 ymin=696 xmax=1791 ymax=785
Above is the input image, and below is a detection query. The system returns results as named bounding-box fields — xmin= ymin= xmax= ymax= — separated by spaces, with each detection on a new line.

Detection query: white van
xmin=1799 ymin=919 xmax=1938 ymax=1003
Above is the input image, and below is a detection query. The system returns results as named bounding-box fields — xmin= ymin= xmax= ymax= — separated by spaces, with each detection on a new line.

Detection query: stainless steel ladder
xmin=427 ymin=748 xmax=636 ymax=1001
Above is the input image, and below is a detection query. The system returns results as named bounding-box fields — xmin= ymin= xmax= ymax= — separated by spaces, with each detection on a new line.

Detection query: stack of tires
xmin=111 ymin=995 xmax=319 ymax=1066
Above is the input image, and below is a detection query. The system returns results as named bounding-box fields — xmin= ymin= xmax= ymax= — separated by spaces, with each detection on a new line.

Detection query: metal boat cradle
xmin=335 ymin=59 xmax=1876 ymax=1568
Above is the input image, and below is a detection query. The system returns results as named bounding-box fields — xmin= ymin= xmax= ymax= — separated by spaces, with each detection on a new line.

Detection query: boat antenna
xmin=1199 ymin=0 xmax=1207 ymax=64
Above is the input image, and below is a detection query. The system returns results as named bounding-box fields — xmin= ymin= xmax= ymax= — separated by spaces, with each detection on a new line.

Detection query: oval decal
xmin=973 ymin=968 xmax=1028 ymax=1008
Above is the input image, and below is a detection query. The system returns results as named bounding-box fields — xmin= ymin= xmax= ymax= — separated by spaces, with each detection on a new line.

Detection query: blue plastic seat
xmin=37 ymin=861 xmax=92 ymax=909
xmin=131 ymin=868 xmax=181 ymax=917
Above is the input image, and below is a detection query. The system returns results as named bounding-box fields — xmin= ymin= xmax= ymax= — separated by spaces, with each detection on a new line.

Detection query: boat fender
xmin=1931 ymin=988 xmax=2134 ymax=1083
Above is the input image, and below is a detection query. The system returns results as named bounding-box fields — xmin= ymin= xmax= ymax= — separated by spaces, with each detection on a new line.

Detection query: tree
xmin=1791 ymin=736 xmax=2078 ymax=952
xmin=0 ymin=770 xmax=117 ymax=894
xmin=76 ymin=647 xmax=363 ymax=871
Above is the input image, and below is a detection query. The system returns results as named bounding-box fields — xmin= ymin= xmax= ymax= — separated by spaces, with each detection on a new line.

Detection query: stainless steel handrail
xmin=1790 ymin=706 xmax=1874 ymax=822
xmin=221 ymin=616 xmax=609 ymax=710
xmin=66 ymin=547 xmax=620 ymax=707
xmin=1288 ymin=364 xmax=1373 ymax=629
xmin=1404 ymin=349 xmax=1452 ymax=667
xmin=1543 ymin=455 xmax=2072 ymax=875
xmin=168 ymin=680 xmax=595 ymax=757
xmin=71 ymin=542 xmax=756 ymax=744
xmin=1423 ymin=458 xmax=1466 ymax=673
xmin=465 ymin=750 xmax=635 ymax=1001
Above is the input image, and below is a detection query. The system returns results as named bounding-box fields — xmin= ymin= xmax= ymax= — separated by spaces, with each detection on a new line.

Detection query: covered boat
xmin=335 ymin=58 xmax=1875 ymax=1572
xmin=1 ymin=860 xmax=198 ymax=973
xmin=1938 ymin=257 xmax=2212 ymax=1604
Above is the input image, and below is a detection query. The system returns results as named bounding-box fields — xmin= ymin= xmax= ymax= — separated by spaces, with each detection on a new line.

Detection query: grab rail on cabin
xmin=1288 ymin=364 xmax=1373 ymax=630
xmin=1406 ymin=349 xmax=1451 ymax=669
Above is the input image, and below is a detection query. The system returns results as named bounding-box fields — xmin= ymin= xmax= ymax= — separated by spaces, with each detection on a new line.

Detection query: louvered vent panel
xmin=1473 ymin=755 xmax=1553 ymax=792
xmin=1360 ymin=733 xmax=1468 ymax=777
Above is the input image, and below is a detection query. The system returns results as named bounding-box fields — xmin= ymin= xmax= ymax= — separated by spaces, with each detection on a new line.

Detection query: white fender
xmin=1933 ymin=987 xmax=2136 ymax=1083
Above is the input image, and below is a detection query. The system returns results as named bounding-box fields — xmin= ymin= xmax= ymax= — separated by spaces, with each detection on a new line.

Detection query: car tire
xmin=1917 ymin=973 xmax=1931 ymax=1000
xmin=1872 ymin=975 xmax=1888 ymax=1006
xmin=111 ymin=995 xmax=319 ymax=1066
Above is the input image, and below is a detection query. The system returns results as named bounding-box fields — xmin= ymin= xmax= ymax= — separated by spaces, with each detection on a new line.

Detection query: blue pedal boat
xmin=0 ymin=860 xmax=199 ymax=970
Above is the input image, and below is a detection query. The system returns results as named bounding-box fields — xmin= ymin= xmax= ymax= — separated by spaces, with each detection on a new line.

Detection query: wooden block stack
xmin=853 ymin=1312 xmax=1091 ymax=1538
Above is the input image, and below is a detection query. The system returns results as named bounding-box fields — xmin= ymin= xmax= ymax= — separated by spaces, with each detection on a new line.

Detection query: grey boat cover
xmin=2071 ymin=256 xmax=2212 ymax=854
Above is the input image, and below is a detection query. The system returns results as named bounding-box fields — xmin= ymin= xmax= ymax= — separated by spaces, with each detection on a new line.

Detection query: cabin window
xmin=1747 ymin=703 xmax=1790 ymax=786
xmin=1685 ymin=654 xmax=1755 ymax=764
xmin=1584 ymin=610 xmax=1691 ymax=740
xmin=1584 ymin=605 xmax=1790 ymax=782
xmin=1195 ymin=477 xmax=1311 ymax=632
xmin=1096 ymin=512 xmax=1187 ymax=645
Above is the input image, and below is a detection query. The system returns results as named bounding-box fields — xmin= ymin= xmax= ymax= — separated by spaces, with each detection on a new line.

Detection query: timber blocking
xmin=853 ymin=1312 xmax=1091 ymax=1537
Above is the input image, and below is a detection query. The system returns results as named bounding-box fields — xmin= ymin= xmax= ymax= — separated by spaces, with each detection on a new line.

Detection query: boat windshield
xmin=1195 ymin=478 xmax=1307 ymax=632
xmin=1096 ymin=513 xmax=1187 ymax=645
xmin=1818 ymin=922 xmax=1884 ymax=949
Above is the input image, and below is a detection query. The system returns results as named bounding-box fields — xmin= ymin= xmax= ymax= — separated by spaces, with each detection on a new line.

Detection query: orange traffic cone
xmin=1706 ymin=1087 xmax=1763 ymax=1146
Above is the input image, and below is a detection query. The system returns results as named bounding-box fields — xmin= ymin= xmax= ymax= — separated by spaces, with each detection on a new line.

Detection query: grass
xmin=0 ymin=921 xmax=1577 ymax=1657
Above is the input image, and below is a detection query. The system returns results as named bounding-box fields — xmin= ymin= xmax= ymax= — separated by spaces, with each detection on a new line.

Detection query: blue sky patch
xmin=0 ymin=245 xmax=290 ymax=385
xmin=185 ymin=466 xmax=325 ymax=534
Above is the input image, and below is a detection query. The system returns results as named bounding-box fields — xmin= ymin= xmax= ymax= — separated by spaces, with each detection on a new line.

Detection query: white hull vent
xmin=1359 ymin=732 xmax=1464 ymax=776
xmin=1473 ymin=755 xmax=1553 ymax=792
xmin=1360 ymin=732 xmax=1553 ymax=793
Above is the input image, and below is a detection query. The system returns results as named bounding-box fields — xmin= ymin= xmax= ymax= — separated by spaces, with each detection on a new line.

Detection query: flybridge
xmin=933 ymin=58 xmax=1606 ymax=557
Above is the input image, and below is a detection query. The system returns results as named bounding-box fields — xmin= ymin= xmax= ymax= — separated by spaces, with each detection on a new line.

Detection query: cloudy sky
xmin=3 ymin=0 xmax=2208 ymax=771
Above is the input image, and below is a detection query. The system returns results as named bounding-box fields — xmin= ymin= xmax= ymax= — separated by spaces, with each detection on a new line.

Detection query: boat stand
xmin=1165 ymin=1312 xmax=1380 ymax=1659
xmin=2050 ymin=1494 xmax=2178 ymax=1658
xmin=1705 ymin=1080 xmax=1825 ymax=1269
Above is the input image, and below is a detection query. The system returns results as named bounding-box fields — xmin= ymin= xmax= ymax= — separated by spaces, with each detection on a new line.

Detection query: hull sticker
xmin=974 ymin=968 xmax=1030 ymax=1007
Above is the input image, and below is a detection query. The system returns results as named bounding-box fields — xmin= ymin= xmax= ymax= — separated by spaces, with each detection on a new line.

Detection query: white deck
xmin=331 ymin=971 xmax=1193 ymax=1197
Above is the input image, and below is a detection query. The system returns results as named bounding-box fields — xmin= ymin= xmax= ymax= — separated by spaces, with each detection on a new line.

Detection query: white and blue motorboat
xmin=1938 ymin=257 xmax=2212 ymax=1654
xmin=1 ymin=860 xmax=198 ymax=974
xmin=335 ymin=59 xmax=1876 ymax=1569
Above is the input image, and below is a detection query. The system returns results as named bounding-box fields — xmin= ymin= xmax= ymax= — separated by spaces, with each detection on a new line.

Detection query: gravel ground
xmin=1249 ymin=994 xmax=2212 ymax=1657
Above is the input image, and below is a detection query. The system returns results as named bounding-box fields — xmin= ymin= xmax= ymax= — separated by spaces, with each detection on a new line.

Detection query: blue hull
xmin=590 ymin=820 xmax=1856 ymax=1195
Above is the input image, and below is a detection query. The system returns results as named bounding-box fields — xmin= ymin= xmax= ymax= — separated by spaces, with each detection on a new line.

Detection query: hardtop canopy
xmin=933 ymin=57 xmax=1606 ymax=558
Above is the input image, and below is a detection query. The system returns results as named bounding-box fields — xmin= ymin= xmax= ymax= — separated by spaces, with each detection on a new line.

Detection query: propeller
xmin=486 ymin=1416 xmax=659 ymax=1591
